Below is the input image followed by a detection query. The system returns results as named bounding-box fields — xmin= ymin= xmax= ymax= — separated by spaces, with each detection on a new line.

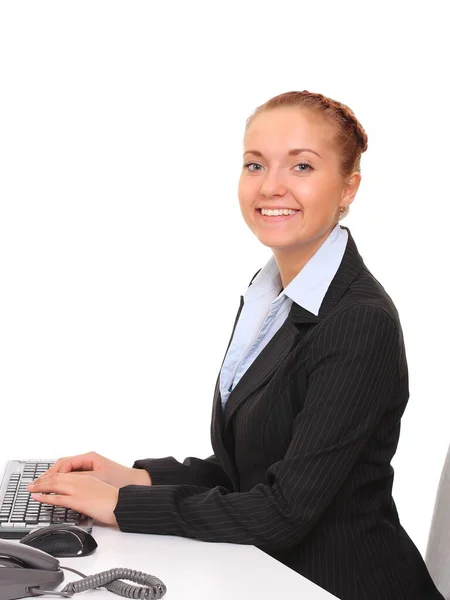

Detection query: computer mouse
xmin=19 ymin=524 xmax=98 ymax=557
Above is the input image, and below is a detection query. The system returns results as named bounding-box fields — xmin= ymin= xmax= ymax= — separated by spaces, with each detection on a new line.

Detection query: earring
xmin=339 ymin=206 xmax=347 ymax=213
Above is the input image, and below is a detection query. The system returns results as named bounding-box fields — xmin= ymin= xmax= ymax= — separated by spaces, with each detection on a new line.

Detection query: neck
xmin=273 ymin=224 xmax=337 ymax=289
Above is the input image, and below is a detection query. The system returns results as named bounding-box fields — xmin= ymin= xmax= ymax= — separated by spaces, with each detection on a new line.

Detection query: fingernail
xmin=27 ymin=483 xmax=35 ymax=490
xmin=31 ymin=493 xmax=41 ymax=499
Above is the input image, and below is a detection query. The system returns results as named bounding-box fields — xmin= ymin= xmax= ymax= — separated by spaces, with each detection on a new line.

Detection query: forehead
xmin=244 ymin=107 xmax=337 ymax=157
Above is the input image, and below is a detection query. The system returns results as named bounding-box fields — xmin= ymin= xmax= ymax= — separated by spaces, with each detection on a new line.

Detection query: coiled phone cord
xmin=29 ymin=565 xmax=167 ymax=599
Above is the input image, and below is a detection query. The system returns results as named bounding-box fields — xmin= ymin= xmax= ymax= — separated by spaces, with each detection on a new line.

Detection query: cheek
xmin=298 ymin=179 xmax=340 ymax=211
xmin=238 ymin=180 xmax=254 ymax=212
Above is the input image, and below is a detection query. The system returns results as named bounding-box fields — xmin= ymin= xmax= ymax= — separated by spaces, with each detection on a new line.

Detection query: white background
xmin=0 ymin=1 xmax=448 ymax=557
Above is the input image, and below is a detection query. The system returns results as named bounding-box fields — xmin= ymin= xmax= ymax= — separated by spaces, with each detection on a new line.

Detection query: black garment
xmin=114 ymin=227 xmax=444 ymax=600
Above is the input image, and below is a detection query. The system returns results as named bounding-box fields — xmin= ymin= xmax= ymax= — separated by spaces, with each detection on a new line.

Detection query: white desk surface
xmin=5 ymin=525 xmax=338 ymax=599
xmin=53 ymin=525 xmax=338 ymax=599
xmin=0 ymin=459 xmax=338 ymax=599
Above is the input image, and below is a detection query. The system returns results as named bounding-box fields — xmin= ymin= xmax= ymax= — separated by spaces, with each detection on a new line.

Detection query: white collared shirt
xmin=219 ymin=224 xmax=348 ymax=408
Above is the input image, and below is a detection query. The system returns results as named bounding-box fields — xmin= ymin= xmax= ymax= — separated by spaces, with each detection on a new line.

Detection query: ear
xmin=341 ymin=171 xmax=361 ymax=207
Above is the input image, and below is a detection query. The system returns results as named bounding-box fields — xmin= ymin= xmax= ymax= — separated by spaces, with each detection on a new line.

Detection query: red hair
xmin=244 ymin=91 xmax=368 ymax=219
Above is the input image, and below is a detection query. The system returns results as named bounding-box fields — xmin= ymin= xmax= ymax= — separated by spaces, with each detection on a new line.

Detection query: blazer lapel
xmin=209 ymin=301 xmax=310 ymax=489
xmin=223 ymin=304 xmax=320 ymax=430
xmin=210 ymin=226 xmax=365 ymax=488
xmin=210 ymin=372 xmax=239 ymax=489
xmin=209 ymin=295 xmax=245 ymax=490
xmin=317 ymin=226 xmax=366 ymax=319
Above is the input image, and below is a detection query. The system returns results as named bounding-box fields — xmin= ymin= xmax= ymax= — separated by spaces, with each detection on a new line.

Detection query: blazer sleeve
xmin=114 ymin=304 xmax=402 ymax=551
xmin=132 ymin=454 xmax=233 ymax=489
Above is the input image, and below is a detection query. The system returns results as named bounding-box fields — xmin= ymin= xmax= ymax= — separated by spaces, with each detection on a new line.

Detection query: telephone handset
xmin=0 ymin=539 xmax=64 ymax=600
xmin=0 ymin=537 xmax=167 ymax=600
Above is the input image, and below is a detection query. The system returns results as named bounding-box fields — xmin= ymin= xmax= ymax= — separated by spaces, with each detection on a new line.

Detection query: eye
xmin=243 ymin=162 xmax=262 ymax=172
xmin=243 ymin=162 xmax=313 ymax=172
xmin=294 ymin=162 xmax=313 ymax=172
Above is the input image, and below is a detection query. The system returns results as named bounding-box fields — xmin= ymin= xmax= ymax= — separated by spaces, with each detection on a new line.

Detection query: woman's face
xmin=238 ymin=107 xmax=357 ymax=253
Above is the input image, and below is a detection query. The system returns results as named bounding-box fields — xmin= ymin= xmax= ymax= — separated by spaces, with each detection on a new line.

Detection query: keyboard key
xmin=0 ymin=460 xmax=88 ymax=537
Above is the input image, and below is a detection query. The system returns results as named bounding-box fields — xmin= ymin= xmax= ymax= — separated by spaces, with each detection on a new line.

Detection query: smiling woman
xmin=28 ymin=91 xmax=444 ymax=600
xmin=238 ymin=92 xmax=367 ymax=288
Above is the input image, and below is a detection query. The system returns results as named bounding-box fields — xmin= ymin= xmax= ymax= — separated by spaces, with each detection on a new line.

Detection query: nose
xmin=258 ymin=169 xmax=288 ymax=197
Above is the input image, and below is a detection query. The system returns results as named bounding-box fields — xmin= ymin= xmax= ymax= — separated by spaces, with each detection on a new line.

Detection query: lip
xmin=256 ymin=208 xmax=301 ymax=223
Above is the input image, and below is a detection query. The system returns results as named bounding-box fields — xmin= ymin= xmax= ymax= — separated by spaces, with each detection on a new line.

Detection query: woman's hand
xmin=40 ymin=451 xmax=152 ymax=487
xmin=27 ymin=473 xmax=119 ymax=526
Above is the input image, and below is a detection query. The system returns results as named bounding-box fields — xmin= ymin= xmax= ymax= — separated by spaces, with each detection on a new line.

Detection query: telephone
xmin=0 ymin=539 xmax=63 ymax=600
xmin=0 ymin=538 xmax=167 ymax=600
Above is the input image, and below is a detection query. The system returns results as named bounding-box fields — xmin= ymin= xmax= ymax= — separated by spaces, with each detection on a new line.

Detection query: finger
xmin=60 ymin=456 xmax=96 ymax=473
xmin=39 ymin=456 xmax=93 ymax=479
xmin=30 ymin=493 xmax=77 ymax=511
xmin=43 ymin=458 xmax=67 ymax=475
xmin=37 ymin=471 xmax=97 ymax=479
xmin=27 ymin=473 xmax=78 ymax=495
xmin=52 ymin=457 xmax=91 ymax=474
xmin=41 ymin=457 xmax=77 ymax=477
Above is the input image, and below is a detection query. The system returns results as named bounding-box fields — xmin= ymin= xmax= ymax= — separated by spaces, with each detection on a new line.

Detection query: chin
xmin=256 ymin=234 xmax=306 ymax=251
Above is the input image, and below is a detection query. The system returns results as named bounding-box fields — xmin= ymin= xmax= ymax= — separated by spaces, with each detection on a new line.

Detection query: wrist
xmin=109 ymin=488 xmax=119 ymax=526
xmin=132 ymin=467 xmax=152 ymax=486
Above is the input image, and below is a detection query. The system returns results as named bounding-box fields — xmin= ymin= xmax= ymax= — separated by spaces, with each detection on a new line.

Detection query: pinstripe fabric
xmin=220 ymin=223 xmax=348 ymax=407
xmin=114 ymin=226 xmax=443 ymax=600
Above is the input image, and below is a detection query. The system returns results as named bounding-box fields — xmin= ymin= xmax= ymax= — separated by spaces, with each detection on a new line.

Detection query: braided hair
xmin=244 ymin=91 xmax=368 ymax=220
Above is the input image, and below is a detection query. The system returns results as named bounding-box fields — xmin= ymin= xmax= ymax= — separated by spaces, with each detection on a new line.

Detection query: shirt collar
xmin=244 ymin=224 xmax=349 ymax=316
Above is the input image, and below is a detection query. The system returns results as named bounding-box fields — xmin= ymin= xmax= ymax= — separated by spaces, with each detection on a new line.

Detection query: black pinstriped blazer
xmin=114 ymin=227 xmax=444 ymax=600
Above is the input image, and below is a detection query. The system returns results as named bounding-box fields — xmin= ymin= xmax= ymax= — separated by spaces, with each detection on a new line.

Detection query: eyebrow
xmin=243 ymin=148 xmax=321 ymax=159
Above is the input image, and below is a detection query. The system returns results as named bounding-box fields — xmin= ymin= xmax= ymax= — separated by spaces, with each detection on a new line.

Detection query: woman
xmin=28 ymin=91 xmax=444 ymax=600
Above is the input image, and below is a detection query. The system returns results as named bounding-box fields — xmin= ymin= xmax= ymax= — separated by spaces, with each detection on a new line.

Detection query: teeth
xmin=261 ymin=209 xmax=299 ymax=216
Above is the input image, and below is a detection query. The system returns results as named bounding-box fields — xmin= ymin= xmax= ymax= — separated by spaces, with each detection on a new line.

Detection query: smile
xmin=256 ymin=208 xmax=301 ymax=223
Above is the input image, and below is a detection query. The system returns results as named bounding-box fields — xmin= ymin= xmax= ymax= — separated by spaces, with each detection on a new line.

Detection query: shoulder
xmin=313 ymin=256 xmax=406 ymax=348
xmin=310 ymin=287 xmax=406 ymax=379
xmin=304 ymin=303 xmax=406 ymax=388
xmin=328 ymin=261 xmax=403 ymax=332
xmin=319 ymin=303 xmax=399 ymax=341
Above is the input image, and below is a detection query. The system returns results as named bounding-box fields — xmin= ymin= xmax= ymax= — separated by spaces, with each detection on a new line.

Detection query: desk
xmin=0 ymin=457 xmax=338 ymax=599
xmin=7 ymin=525 xmax=338 ymax=599
xmin=54 ymin=525 xmax=339 ymax=599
